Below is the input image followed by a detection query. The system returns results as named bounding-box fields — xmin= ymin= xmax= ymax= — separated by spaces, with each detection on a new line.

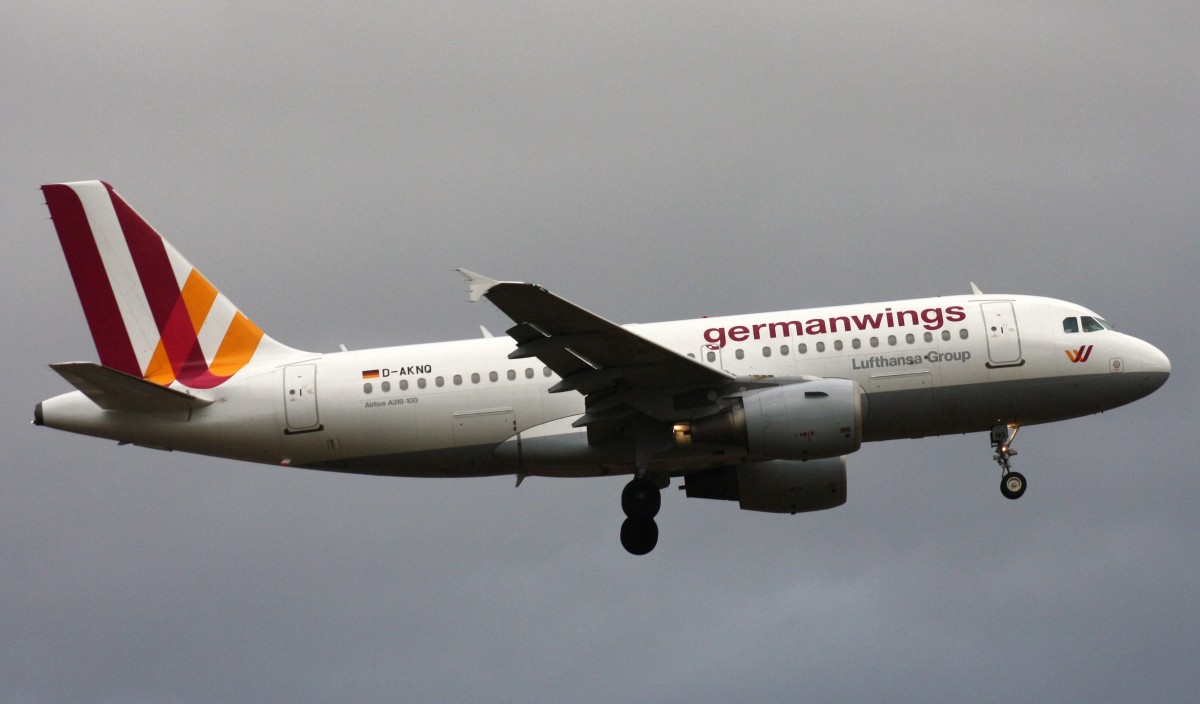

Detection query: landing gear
xmin=620 ymin=477 xmax=661 ymax=555
xmin=991 ymin=424 xmax=1026 ymax=500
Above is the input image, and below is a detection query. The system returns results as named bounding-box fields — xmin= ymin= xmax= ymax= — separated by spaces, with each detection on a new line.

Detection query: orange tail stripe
xmin=180 ymin=269 xmax=219 ymax=334
xmin=144 ymin=339 xmax=177 ymax=386
xmin=208 ymin=312 xmax=265 ymax=377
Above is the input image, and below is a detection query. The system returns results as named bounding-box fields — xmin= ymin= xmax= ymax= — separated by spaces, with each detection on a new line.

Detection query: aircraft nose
xmin=1143 ymin=341 xmax=1171 ymax=375
xmin=1135 ymin=339 xmax=1171 ymax=392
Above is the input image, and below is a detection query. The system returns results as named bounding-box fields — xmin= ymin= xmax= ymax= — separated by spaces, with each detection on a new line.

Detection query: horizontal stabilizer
xmin=50 ymin=362 xmax=214 ymax=412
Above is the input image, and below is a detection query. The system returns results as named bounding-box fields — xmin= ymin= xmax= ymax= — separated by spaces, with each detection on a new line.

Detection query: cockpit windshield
xmin=1064 ymin=315 xmax=1115 ymax=333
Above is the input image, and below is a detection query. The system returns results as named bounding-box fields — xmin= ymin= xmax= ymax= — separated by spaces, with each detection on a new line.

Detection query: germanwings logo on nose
xmin=1065 ymin=345 xmax=1094 ymax=363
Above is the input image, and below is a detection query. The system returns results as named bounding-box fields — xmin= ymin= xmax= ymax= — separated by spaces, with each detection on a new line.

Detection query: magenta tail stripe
xmin=106 ymin=184 xmax=214 ymax=382
xmin=42 ymin=185 xmax=142 ymax=376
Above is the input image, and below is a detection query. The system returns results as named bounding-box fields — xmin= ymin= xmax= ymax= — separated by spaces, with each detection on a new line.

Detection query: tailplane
xmin=42 ymin=181 xmax=298 ymax=390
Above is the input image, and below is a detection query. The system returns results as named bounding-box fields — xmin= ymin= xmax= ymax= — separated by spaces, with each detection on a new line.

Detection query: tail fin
xmin=42 ymin=181 xmax=298 ymax=389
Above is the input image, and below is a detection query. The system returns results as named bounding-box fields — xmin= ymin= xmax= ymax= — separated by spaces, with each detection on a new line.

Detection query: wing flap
xmin=50 ymin=362 xmax=215 ymax=412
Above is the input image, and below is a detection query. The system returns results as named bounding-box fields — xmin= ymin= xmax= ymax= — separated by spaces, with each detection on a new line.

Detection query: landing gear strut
xmin=991 ymin=424 xmax=1026 ymax=500
xmin=620 ymin=477 xmax=661 ymax=555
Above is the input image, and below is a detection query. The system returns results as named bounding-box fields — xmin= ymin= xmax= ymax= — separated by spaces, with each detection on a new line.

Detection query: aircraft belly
xmin=301 ymin=444 xmax=516 ymax=478
xmin=863 ymin=372 xmax=1167 ymax=441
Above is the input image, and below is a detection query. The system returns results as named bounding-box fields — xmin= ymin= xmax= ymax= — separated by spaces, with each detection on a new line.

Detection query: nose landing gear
xmin=991 ymin=424 xmax=1026 ymax=500
xmin=620 ymin=477 xmax=662 ymax=555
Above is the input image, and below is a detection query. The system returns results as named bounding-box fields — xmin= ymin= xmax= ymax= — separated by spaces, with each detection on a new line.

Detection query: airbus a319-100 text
xmin=34 ymin=181 xmax=1171 ymax=554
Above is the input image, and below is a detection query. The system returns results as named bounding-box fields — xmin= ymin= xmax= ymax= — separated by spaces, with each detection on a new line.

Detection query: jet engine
xmin=682 ymin=457 xmax=847 ymax=514
xmin=688 ymin=378 xmax=864 ymax=460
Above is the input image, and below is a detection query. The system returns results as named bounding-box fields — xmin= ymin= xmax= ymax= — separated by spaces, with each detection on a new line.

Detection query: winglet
xmin=456 ymin=269 xmax=504 ymax=303
xmin=970 ymin=282 xmax=983 ymax=295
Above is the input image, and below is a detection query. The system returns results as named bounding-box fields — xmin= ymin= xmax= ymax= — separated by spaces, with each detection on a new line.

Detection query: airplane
xmin=33 ymin=181 xmax=1171 ymax=554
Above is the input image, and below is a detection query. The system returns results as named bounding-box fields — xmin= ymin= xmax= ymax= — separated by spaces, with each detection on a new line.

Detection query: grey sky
xmin=2 ymin=3 xmax=1197 ymax=702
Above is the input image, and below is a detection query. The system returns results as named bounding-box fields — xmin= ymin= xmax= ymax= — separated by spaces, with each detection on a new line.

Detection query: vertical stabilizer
xmin=42 ymin=181 xmax=299 ymax=389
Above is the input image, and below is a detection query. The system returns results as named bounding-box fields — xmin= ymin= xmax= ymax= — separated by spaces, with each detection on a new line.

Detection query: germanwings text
xmin=702 ymin=305 xmax=967 ymax=349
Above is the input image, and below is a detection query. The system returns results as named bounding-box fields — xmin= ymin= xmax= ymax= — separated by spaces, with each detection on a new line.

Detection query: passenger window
xmin=436 ymin=376 xmax=445 ymax=387
xmin=1062 ymin=317 xmax=1079 ymax=334
xmin=1081 ymin=316 xmax=1105 ymax=333
xmin=471 ymin=373 xmax=480 ymax=384
xmin=489 ymin=371 xmax=498 ymax=382
xmin=453 ymin=374 xmax=462 ymax=385
xmin=924 ymin=332 xmax=933 ymax=343
xmin=735 ymin=349 xmax=745 ymax=360
xmin=887 ymin=335 xmax=897 ymax=346
xmin=417 ymin=378 xmax=427 ymax=389
xmin=870 ymin=337 xmax=879 ymax=348
xmin=798 ymin=343 xmax=808 ymax=354
xmin=706 ymin=351 xmax=716 ymax=362
xmin=833 ymin=340 xmax=843 ymax=351
xmin=400 ymin=379 xmax=409 ymax=391
xmin=906 ymin=333 xmax=915 ymax=344
xmin=507 ymin=370 xmax=516 ymax=381
xmin=780 ymin=345 xmax=789 ymax=356
xmin=959 ymin=329 xmax=969 ymax=339
xmin=851 ymin=338 xmax=861 ymax=350
xmin=543 ymin=367 xmax=552 ymax=377
xmin=762 ymin=346 xmax=771 ymax=357
xmin=941 ymin=330 xmax=951 ymax=341
xmin=363 ymin=382 xmax=373 ymax=394
xmin=381 ymin=381 xmax=391 ymax=392
xmin=816 ymin=341 xmax=825 ymax=353
xmin=525 ymin=368 xmax=534 ymax=379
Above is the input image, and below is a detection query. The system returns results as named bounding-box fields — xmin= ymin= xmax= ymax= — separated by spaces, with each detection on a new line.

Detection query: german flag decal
xmin=361 ymin=369 xmax=380 ymax=379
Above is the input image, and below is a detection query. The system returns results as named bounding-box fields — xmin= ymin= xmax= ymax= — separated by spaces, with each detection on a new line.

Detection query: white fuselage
xmin=39 ymin=293 xmax=1170 ymax=478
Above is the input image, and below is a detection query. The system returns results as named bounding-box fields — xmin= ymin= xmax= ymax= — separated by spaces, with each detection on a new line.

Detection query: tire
xmin=1001 ymin=471 xmax=1027 ymax=500
xmin=621 ymin=478 xmax=661 ymax=519
xmin=620 ymin=518 xmax=659 ymax=555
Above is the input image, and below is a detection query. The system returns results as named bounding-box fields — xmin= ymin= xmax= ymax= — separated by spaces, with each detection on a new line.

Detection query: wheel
xmin=621 ymin=477 xmax=661 ymax=519
xmin=1001 ymin=471 xmax=1027 ymax=500
xmin=620 ymin=517 xmax=659 ymax=555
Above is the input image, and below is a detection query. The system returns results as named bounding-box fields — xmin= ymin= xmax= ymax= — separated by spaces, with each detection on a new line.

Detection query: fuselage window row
xmin=362 ymin=329 xmax=974 ymax=394
xmin=362 ymin=366 xmax=554 ymax=394
xmin=720 ymin=328 xmax=970 ymax=361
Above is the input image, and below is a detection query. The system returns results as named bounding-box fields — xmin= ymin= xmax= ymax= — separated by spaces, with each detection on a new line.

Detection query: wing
xmin=457 ymin=270 xmax=733 ymax=426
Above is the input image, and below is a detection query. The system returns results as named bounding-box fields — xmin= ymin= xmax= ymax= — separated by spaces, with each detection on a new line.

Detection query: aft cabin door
xmin=980 ymin=302 xmax=1023 ymax=367
xmin=284 ymin=364 xmax=322 ymax=433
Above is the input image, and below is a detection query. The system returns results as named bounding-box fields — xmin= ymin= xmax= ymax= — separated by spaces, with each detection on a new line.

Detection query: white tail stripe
xmin=69 ymin=181 xmax=159 ymax=375
xmin=196 ymin=292 xmax=239 ymax=361
xmin=162 ymin=237 xmax=195 ymax=292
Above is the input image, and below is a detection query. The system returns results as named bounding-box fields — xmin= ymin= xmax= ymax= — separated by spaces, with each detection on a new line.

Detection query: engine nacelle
xmin=689 ymin=378 xmax=864 ymax=461
xmin=682 ymin=457 xmax=847 ymax=514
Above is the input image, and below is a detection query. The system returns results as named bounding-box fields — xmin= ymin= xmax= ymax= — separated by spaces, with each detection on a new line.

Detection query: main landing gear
xmin=620 ymin=477 xmax=662 ymax=555
xmin=991 ymin=423 xmax=1026 ymax=500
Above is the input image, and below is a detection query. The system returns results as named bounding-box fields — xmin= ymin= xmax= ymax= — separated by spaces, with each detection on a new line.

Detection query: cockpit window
xmin=1063 ymin=317 xmax=1079 ymax=334
xmin=1081 ymin=315 xmax=1113 ymax=332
